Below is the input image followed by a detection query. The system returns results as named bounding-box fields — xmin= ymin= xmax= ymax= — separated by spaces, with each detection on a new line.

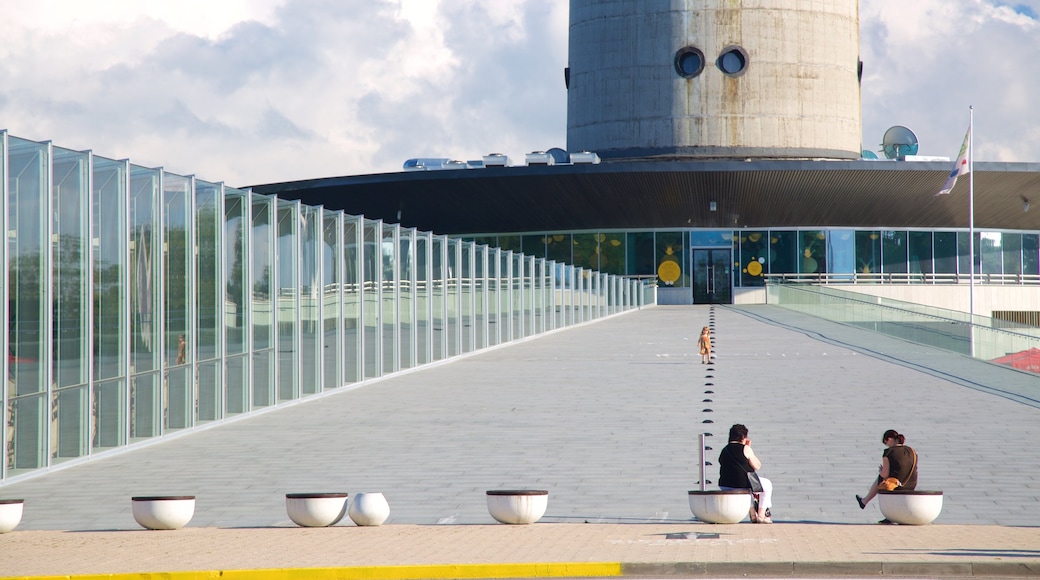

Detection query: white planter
xmin=688 ymin=490 xmax=753 ymax=524
xmin=286 ymin=493 xmax=348 ymax=527
xmin=0 ymin=499 xmax=24 ymax=533
xmin=878 ymin=490 xmax=943 ymax=525
xmin=348 ymin=492 xmax=390 ymax=526
xmin=131 ymin=496 xmax=196 ymax=530
xmin=486 ymin=490 xmax=549 ymax=524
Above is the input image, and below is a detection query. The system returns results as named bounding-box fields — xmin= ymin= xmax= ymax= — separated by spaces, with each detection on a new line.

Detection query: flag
xmin=936 ymin=125 xmax=971 ymax=195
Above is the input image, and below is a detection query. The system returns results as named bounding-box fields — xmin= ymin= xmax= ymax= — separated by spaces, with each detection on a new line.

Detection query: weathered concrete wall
xmin=567 ymin=0 xmax=862 ymax=160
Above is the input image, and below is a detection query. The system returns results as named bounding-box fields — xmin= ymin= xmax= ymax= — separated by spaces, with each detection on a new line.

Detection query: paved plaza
xmin=1 ymin=304 xmax=1039 ymax=578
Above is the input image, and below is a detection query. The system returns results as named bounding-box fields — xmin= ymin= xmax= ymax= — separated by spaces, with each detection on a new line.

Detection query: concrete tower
xmin=566 ymin=0 xmax=862 ymax=160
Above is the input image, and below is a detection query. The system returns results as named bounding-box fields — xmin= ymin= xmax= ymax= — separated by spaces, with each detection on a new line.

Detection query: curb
xmin=7 ymin=561 xmax=1040 ymax=580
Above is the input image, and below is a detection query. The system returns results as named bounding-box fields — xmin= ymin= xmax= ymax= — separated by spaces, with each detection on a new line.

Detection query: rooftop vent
xmin=525 ymin=151 xmax=555 ymax=166
xmin=483 ymin=153 xmax=511 ymax=167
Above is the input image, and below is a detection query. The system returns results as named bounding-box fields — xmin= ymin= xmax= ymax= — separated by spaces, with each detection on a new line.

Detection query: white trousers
xmin=721 ymin=475 xmax=772 ymax=511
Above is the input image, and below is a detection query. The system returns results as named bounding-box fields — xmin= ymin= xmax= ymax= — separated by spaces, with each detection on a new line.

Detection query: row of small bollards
xmin=0 ymin=489 xmax=550 ymax=532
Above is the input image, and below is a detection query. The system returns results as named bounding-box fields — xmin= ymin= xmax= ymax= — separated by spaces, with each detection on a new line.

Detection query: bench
xmin=878 ymin=490 xmax=943 ymax=525
xmin=687 ymin=490 xmax=753 ymax=524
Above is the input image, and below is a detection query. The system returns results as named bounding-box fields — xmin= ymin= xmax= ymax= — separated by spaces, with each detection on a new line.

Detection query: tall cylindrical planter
xmin=0 ymin=499 xmax=24 ymax=533
xmin=348 ymin=492 xmax=390 ymax=526
xmin=131 ymin=496 xmax=196 ymax=530
xmin=486 ymin=490 xmax=549 ymax=524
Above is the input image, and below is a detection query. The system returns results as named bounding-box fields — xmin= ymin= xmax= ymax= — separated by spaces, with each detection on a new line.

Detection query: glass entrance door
xmin=692 ymin=249 xmax=732 ymax=304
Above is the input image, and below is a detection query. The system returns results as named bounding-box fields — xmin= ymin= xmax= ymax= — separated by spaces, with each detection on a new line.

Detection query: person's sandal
xmin=856 ymin=495 xmax=866 ymax=510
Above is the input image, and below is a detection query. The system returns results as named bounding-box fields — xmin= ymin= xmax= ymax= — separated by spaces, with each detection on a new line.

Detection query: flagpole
xmin=968 ymin=105 xmax=975 ymax=357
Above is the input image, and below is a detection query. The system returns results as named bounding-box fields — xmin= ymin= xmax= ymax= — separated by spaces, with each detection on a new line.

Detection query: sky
xmin=1 ymin=0 xmax=1038 ymax=188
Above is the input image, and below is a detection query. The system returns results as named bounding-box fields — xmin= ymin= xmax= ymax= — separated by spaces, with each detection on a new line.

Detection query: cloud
xmin=860 ymin=0 xmax=1040 ymax=161
xmin=0 ymin=0 xmax=1036 ymax=189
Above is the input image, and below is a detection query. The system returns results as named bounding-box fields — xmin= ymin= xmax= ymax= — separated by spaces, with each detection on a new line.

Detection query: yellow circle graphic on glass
xmin=746 ymin=260 xmax=763 ymax=276
xmin=658 ymin=260 xmax=681 ymax=285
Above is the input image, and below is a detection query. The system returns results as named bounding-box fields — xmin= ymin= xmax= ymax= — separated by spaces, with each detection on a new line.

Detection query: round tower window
xmin=717 ymin=46 xmax=748 ymax=76
xmin=674 ymin=47 xmax=705 ymax=78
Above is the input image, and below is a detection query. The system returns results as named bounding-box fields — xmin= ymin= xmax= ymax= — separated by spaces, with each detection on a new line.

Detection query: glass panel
xmin=958 ymin=232 xmax=974 ymax=276
xmin=487 ymin=248 xmax=500 ymax=346
xmin=195 ymin=180 xmax=220 ymax=363
xmin=130 ymin=166 xmax=161 ymax=375
xmin=447 ymin=239 xmax=460 ymax=356
xmin=8 ymin=394 xmax=45 ymax=473
xmin=855 ymin=231 xmax=881 ymax=275
xmin=251 ymin=196 xmax=274 ymax=351
xmin=500 ymin=251 xmax=511 ymax=340
xmin=93 ymin=379 xmax=126 ymax=451
xmin=164 ymin=366 xmax=191 ymax=431
xmin=689 ymin=231 xmax=732 ymax=247
xmin=92 ymin=157 xmax=127 ymax=382
xmin=1003 ymin=233 xmax=1022 ymax=277
xmin=8 ymin=138 xmax=48 ymax=403
xmin=521 ymin=234 xmax=546 ymax=258
xmin=460 ymin=241 xmax=473 ymax=353
xmin=1023 ymin=234 xmax=1039 ymax=276
xmin=573 ymin=233 xmax=597 ymax=271
xmin=343 ymin=217 xmax=360 ymax=382
xmin=934 ymin=231 xmax=958 ymax=275
xmin=323 ymin=212 xmax=343 ymax=388
xmin=52 ymin=147 xmax=90 ymax=390
xmin=300 ymin=206 xmax=321 ymax=394
xmin=225 ymin=355 xmax=248 ymax=415
xmin=546 ymin=233 xmax=571 ymax=264
xmin=524 ymin=257 xmax=535 ymax=334
xmin=909 ymin=231 xmax=933 ymax=275
xmin=277 ymin=201 xmax=299 ymax=399
xmin=432 ymin=236 xmax=447 ymax=358
xmin=827 ymin=230 xmax=855 ymax=275
xmin=980 ymin=232 xmax=1002 ymax=275
xmin=252 ymin=350 xmax=274 ymax=409
xmin=224 ymin=190 xmax=248 ymax=356
xmin=474 ymin=245 xmax=487 ymax=349
xmin=512 ymin=253 xmax=523 ymax=339
xmin=197 ymin=360 xmax=220 ymax=422
xmin=363 ymin=220 xmax=381 ymax=375
xmin=415 ymin=234 xmax=430 ymax=364
xmin=53 ymin=385 xmax=89 ymax=462
xmin=626 ymin=232 xmax=654 ymax=276
xmin=130 ymin=373 xmax=160 ymax=441
xmin=656 ymin=231 xmax=684 ymax=287
xmin=163 ymin=173 xmax=192 ymax=368
xmin=599 ymin=233 xmax=625 ymax=275
xmin=770 ymin=231 xmax=798 ymax=274
xmin=381 ymin=224 xmax=398 ymax=372
xmin=799 ymin=230 xmax=827 ymax=274
xmin=196 ymin=181 xmax=221 ymax=421
xmin=739 ymin=231 xmax=768 ymax=286
xmin=498 ymin=235 xmax=521 ymax=253
xmin=881 ymin=230 xmax=907 ymax=274
xmin=399 ymin=228 xmax=414 ymax=368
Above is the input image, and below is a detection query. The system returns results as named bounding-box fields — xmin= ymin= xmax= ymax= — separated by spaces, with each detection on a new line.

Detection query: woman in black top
xmin=718 ymin=424 xmax=773 ymax=523
xmin=855 ymin=429 xmax=919 ymax=514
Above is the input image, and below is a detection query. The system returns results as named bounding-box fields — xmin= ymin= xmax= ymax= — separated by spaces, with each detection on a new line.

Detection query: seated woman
xmin=718 ymin=423 xmax=773 ymax=524
xmin=856 ymin=429 xmax=918 ymax=520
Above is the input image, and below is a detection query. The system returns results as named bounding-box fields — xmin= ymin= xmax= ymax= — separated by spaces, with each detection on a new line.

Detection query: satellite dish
xmin=881 ymin=126 xmax=919 ymax=159
xmin=860 ymin=150 xmax=879 ymax=160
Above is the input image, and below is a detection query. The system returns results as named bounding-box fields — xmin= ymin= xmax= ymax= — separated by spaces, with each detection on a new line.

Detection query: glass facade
xmin=0 ymin=132 xmax=646 ymax=483
xmin=467 ymin=228 xmax=1040 ymax=288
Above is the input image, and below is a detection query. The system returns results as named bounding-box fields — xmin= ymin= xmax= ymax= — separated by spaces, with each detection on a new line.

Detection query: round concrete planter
xmin=348 ymin=492 xmax=390 ymax=526
xmin=486 ymin=490 xmax=549 ymax=524
xmin=878 ymin=490 xmax=943 ymax=525
xmin=131 ymin=496 xmax=196 ymax=530
xmin=688 ymin=490 xmax=753 ymax=524
xmin=285 ymin=493 xmax=349 ymax=527
xmin=0 ymin=499 xmax=24 ymax=533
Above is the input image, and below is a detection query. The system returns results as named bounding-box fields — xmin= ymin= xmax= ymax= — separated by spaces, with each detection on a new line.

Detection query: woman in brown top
xmin=856 ymin=429 xmax=918 ymax=516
